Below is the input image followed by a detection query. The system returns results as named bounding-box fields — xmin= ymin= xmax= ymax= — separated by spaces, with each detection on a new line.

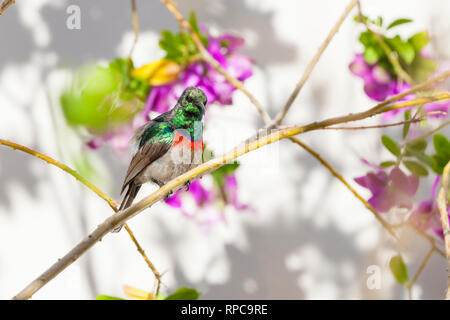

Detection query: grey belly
xmin=136 ymin=145 xmax=202 ymax=186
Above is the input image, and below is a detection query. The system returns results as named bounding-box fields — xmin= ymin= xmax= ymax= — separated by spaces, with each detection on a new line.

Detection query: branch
xmin=11 ymin=90 xmax=448 ymax=299
xmin=123 ymin=224 xmax=162 ymax=295
xmin=0 ymin=139 xmax=162 ymax=296
xmin=0 ymin=0 xmax=14 ymax=15
xmin=322 ymin=117 xmax=423 ymax=130
xmin=288 ymin=137 xmax=399 ymax=240
xmin=437 ymin=161 xmax=450 ymax=299
xmin=405 ymin=120 xmax=450 ymax=147
xmin=273 ymin=0 xmax=359 ymax=125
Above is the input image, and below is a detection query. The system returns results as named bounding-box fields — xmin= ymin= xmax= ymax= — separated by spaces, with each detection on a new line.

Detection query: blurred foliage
xmin=159 ymin=12 xmax=208 ymax=64
xmin=356 ymin=15 xmax=436 ymax=82
xmin=380 ymin=133 xmax=449 ymax=177
xmin=61 ymin=58 xmax=149 ymax=132
xmin=389 ymin=255 xmax=409 ymax=285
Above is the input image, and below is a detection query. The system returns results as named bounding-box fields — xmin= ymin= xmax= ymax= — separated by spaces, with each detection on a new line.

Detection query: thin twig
xmin=272 ymin=0 xmax=359 ymax=125
xmin=129 ymin=0 xmax=139 ymax=57
xmin=407 ymin=247 xmax=434 ymax=300
xmin=159 ymin=0 xmax=272 ymax=124
xmin=0 ymin=0 xmax=14 ymax=15
xmin=405 ymin=120 xmax=450 ymax=147
xmin=11 ymin=90 xmax=448 ymax=299
xmin=123 ymin=224 xmax=162 ymax=295
xmin=0 ymin=139 xmax=162 ymax=297
xmin=437 ymin=161 xmax=450 ymax=299
xmin=409 ymin=222 xmax=445 ymax=258
xmin=323 ymin=117 xmax=423 ymax=130
xmin=0 ymin=139 xmax=118 ymax=211
xmin=288 ymin=136 xmax=398 ymax=240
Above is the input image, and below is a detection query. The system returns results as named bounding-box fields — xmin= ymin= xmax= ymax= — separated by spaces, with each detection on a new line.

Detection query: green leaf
xmin=407 ymin=139 xmax=427 ymax=152
xmin=386 ymin=18 xmax=412 ymax=30
xmin=433 ymin=134 xmax=450 ymax=156
xmin=408 ymin=31 xmax=430 ymax=52
xmin=375 ymin=16 xmax=383 ymax=27
xmin=381 ymin=135 xmax=401 ymax=157
xmin=430 ymin=134 xmax=450 ymax=174
xmin=409 ymin=55 xmax=436 ymax=83
xmin=404 ymin=160 xmax=428 ymax=176
xmin=188 ymin=11 xmax=200 ymax=35
xmin=358 ymin=31 xmax=374 ymax=47
xmin=211 ymin=163 xmax=240 ymax=186
xmin=96 ymin=295 xmax=124 ymax=300
xmin=389 ymin=255 xmax=409 ymax=285
xmin=386 ymin=35 xmax=415 ymax=64
xmin=403 ymin=110 xmax=411 ymax=139
xmin=380 ymin=161 xmax=396 ymax=168
xmin=411 ymin=151 xmax=435 ymax=169
xmin=165 ymin=287 xmax=200 ymax=300
xmin=363 ymin=46 xmax=379 ymax=64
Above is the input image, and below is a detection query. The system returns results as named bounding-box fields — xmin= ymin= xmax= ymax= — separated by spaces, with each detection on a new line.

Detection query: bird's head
xmin=177 ymin=86 xmax=207 ymax=121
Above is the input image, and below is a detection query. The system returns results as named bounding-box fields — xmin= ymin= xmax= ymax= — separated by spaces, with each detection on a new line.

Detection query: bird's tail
xmin=112 ymin=182 xmax=141 ymax=233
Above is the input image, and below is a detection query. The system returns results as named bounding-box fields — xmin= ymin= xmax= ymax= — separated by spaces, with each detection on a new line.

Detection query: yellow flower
xmin=123 ymin=284 xmax=155 ymax=300
xmin=132 ymin=59 xmax=181 ymax=86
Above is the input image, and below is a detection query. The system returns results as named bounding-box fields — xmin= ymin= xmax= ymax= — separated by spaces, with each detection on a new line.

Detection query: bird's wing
xmin=120 ymin=122 xmax=174 ymax=194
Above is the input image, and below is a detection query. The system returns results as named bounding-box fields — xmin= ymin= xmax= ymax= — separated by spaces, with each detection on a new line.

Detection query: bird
xmin=113 ymin=86 xmax=207 ymax=232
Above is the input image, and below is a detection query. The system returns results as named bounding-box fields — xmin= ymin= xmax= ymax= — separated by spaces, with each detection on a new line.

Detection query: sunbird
xmin=114 ymin=87 xmax=207 ymax=232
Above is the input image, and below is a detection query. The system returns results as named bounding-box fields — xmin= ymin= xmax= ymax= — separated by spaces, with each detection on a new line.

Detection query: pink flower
xmin=410 ymin=176 xmax=450 ymax=239
xmin=354 ymin=164 xmax=419 ymax=213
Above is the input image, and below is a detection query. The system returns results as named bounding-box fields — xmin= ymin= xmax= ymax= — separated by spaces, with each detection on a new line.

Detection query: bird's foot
xmin=164 ymin=190 xmax=173 ymax=201
xmin=185 ymin=180 xmax=191 ymax=191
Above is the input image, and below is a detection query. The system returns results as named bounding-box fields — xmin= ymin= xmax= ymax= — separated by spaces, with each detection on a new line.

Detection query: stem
xmin=404 ymin=120 xmax=450 ymax=147
xmin=0 ymin=0 xmax=14 ymax=15
xmin=407 ymin=247 xmax=434 ymax=300
xmin=288 ymin=137 xmax=399 ymax=241
xmin=0 ymin=139 xmax=118 ymax=211
xmin=273 ymin=0 xmax=359 ymax=125
xmin=322 ymin=117 xmax=423 ymax=130
xmin=437 ymin=161 xmax=450 ymax=299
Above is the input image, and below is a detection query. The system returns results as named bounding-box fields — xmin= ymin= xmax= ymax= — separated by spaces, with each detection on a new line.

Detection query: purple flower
xmin=164 ymin=174 xmax=253 ymax=232
xmin=410 ymin=176 xmax=450 ymax=239
xmin=350 ymin=54 xmax=397 ymax=102
xmin=143 ymin=33 xmax=253 ymax=118
xmin=350 ymin=53 xmax=448 ymax=121
xmin=224 ymin=175 xmax=251 ymax=211
xmin=355 ymin=165 xmax=419 ymax=213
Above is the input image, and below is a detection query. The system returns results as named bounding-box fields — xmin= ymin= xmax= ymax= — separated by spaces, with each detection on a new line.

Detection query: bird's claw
xmin=185 ymin=180 xmax=191 ymax=191
xmin=165 ymin=190 xmax=173 ymax=200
